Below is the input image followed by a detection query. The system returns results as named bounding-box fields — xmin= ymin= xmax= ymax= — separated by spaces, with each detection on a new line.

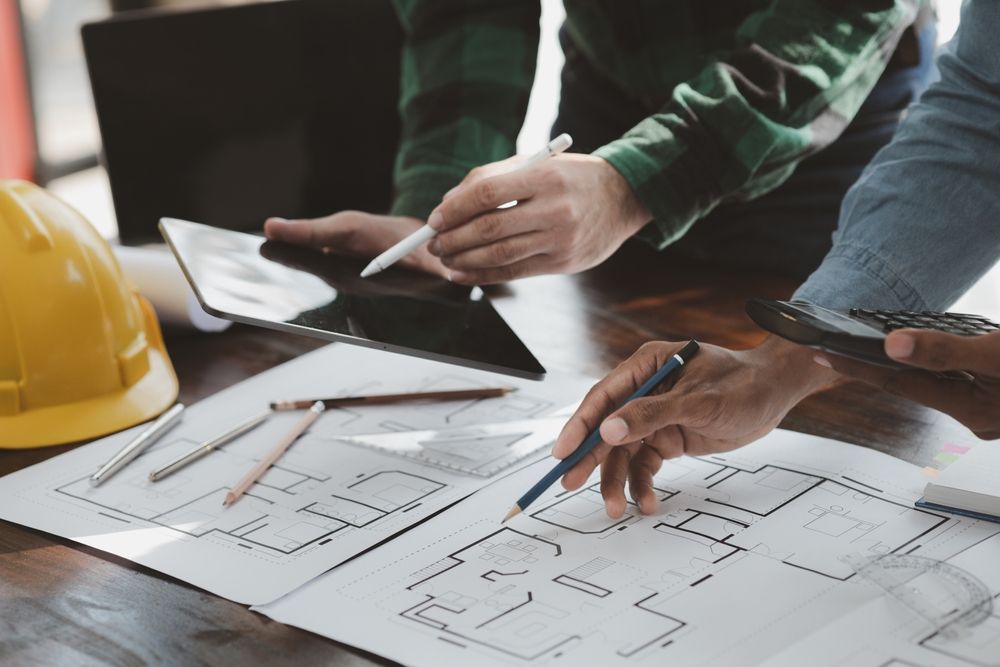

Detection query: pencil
xmin=502 ymin=340 xmax=700 ymax=522
xmin=223 ymin=401 xmax=325 ymax=507
xmin=270 ymin=387 xmax=515 ymax=411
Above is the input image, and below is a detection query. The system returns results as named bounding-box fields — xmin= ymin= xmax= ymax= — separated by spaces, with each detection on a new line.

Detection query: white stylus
xmin=360 ymin=133 xmax=573 ymax=278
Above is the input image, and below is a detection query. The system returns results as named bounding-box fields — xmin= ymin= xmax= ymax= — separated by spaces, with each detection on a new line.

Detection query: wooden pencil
xmin=223 ymin=401 xmax=325 ymax=507
xmin=269 ymin=387 xmax=515 ymax=411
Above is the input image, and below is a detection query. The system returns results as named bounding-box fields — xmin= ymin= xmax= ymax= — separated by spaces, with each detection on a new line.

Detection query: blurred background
xmin=3 ymin=0 xmax=992 ymax=312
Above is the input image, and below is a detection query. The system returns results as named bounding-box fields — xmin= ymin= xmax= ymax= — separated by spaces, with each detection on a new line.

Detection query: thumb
xmin=265 ymin=211 xmax=414 ymax=250
xmin=886 ymin=329 xmax=1000 ymax=375
xmin=264 ymin=212 xmax=365 ymax=247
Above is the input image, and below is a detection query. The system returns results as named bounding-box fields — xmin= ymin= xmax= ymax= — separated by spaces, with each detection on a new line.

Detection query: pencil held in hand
xmin=502 ymin=340 xmax=700 ymax=522
xmin=223 ymin=401 xmax=325 ymax=507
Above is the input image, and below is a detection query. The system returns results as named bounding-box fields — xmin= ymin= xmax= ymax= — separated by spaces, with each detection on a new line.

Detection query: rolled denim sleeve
xmin=794 ymin=0 xmax=1000 ymax=311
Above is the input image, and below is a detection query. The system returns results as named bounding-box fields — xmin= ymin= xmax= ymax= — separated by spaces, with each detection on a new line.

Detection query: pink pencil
xmin=223 ymin=401 xmax=325 ymax=507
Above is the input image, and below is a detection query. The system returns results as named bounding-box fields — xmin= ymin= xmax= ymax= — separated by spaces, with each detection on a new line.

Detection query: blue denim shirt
xmin=794 ymin=0 xmax=1000 ymax=311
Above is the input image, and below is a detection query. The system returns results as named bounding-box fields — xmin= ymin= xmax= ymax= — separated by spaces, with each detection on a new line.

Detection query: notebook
xmin=916 ymin=445 xmax=1000 ymax=523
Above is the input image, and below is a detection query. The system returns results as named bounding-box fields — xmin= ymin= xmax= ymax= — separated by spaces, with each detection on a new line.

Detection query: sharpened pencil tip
xmin=502 ymin=505 xmax=522 ymax=524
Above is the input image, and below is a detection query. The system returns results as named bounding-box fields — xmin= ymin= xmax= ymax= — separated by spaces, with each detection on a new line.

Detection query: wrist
xmin=755 ymin=336 xmax=842 ymax=400
xmin=599 ymin=157 xmax=651 ymax=235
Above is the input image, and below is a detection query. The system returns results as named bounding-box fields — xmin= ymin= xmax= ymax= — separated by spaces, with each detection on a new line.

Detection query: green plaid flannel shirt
xmin=390 ymin=0 xmax=922 ymax=249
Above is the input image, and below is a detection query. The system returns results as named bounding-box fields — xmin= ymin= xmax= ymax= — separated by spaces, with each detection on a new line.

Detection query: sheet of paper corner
xmin=253 ymin=429 xmax=998 ymax=667
xmin=0 ymin=343 xmax=595 ymax=605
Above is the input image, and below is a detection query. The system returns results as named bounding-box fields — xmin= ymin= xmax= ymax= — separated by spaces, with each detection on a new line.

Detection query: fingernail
xmin=427 ymin=211 xmax=443 ymax=230
xmin=813 ymin=354 xmax=832 ymax=368
xmin=601 ymin=417 xmax=629 ymax=443
xmin=885 ymin=333 xmax=915 ymax=359
xmin=451 ymin=271 xmax=468 ymax=283
xmin=428 ymin=239 xmax=441 ymax=256
xmin=446 ymin=271 xmax=454 ymax=283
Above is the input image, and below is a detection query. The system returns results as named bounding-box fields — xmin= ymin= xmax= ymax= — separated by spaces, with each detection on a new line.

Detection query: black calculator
xmin=745 ymin=299 xmax=1000 ymax=367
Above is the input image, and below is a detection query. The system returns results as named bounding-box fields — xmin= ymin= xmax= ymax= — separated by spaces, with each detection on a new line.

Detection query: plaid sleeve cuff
xmin=593 ymin=140 xmax=698 ymax=250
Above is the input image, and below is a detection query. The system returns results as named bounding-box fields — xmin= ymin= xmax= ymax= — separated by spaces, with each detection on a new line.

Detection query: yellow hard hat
xmin=0 ymin=180 xmax=178 ymax=448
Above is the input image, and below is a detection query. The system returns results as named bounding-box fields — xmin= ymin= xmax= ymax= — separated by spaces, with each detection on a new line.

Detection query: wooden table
xmin=0 ymin=242 xmax=972 ymax=666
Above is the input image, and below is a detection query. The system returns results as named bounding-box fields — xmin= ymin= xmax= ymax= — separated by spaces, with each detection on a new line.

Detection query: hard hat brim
xmin=0 ymin=345 xmax=178 ymax=449
xmin=0 ymin=296 xmax=179 ymax=449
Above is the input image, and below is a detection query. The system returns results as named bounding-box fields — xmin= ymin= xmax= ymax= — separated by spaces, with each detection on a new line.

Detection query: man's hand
xmin=815 ymin=329 xmax=1000 ymax=439
xmin=552 ymin=338 xmax=840 ymax=518
xmin=263 ymin=211 xmax=449 ymax=279
xmin=425 ymin=154 xmax=651 ymax=285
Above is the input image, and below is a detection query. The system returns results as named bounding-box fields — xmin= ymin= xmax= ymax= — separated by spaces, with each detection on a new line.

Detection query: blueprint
xmin=0 ymin=343 xmax=590 ymax=605
xmin=257 ymin=429 xmax=1000 ymax=666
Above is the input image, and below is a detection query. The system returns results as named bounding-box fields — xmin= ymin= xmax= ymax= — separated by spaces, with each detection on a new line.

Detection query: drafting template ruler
xmin=844 ymin=553 xmax=994 ymax=639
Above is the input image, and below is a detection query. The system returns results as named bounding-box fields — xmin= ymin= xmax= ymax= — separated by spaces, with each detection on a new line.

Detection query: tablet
xmin=159 ymin=219 xmax=545 ymax=380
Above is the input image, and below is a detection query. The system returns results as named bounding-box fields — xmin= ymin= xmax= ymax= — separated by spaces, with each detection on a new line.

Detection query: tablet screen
xmin=160 ymin=219 xmax=545 ymax=380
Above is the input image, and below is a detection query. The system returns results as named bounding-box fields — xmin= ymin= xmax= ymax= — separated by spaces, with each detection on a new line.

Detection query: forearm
xmin=390 ymin=0 xmax=539 ymax=220
xmin=593 ymin=0 xmax=919 ymax=248
xmin=795 ymin=0 xmax=1000 ymax=311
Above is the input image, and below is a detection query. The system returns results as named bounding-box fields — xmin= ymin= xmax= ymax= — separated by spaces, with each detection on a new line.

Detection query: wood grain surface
xmin=0 ymin=241 xmax=974 ymax=666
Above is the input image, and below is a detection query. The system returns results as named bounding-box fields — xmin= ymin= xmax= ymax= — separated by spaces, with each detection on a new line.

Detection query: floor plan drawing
xmin=338 ymin=418 xmax=568 ymax=477
xmin=54 ymin=461 xmax=446 ymax=556
xmin=761 ymin=530 xmax=1000 ymax=667
xmin=259 ymin=429 xmax=1000 ymax=667
xmin=317 ymin=373 xmax=564 ymax=436
xmin=0 ymin=344 xmax=591 ymax=605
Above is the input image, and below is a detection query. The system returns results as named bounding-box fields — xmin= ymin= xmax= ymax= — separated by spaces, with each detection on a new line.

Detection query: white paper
xmin=257 ymin=430 xmax=1000 ymax=667
xmin=113 ymin=244 xmax=231 ymax=332
xmin=761 ymin=529 xmax=1000 ymax=666
xmin=337 ymin=417 xmax=568 ymax=477
xmin=926 ymin=443 xmax=1000 ymax=513
xmin=0 ymin=343 xmax=592 ymax=605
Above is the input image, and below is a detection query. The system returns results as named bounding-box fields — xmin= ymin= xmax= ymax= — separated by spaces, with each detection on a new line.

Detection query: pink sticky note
xmin=921 ymin=466 xmax=940 ymax=477
xmin=944 ymin=443 xmax=971 ymax=454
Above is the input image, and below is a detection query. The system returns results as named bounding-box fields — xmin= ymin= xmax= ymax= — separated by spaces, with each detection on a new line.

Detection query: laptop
xmin=82 ymin=0 xmax=402 ymax=244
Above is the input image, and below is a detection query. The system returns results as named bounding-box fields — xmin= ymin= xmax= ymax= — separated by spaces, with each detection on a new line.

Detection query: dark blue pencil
xmin=502 ymin=340 xmax=700 ymax=523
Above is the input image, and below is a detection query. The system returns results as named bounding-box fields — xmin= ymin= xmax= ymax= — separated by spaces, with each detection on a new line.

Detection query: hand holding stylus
xmin=424 ymin=151 xmax=652 ymax=285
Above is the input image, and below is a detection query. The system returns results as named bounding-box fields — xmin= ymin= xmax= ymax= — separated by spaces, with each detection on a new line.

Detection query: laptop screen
xmin=83 ymin=0 xmax=402 ymax=244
